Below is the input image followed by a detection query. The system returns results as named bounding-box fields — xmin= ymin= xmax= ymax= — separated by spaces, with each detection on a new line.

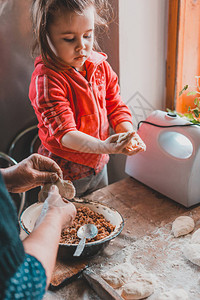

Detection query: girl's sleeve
xmin=29 ymin=72 xmax=78 ymax=140
xmin=104 ymin=61 xmax=133 ymax=130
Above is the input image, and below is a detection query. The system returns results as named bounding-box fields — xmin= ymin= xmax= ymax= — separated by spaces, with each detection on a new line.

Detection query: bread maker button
xmin=166 ymin=112 xmax=177 ymax=118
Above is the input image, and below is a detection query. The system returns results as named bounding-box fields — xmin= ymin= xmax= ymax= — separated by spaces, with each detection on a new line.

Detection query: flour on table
xmin=184 ymin=243 xmax=200 ymax=267
xmin=191 ymin=228 xmax=200 ymax=244
xmin=101 ymin=263 xmax=136 ymax=288
xmin=172 ymin=216 xmax=194 ymax=237
xmin=98 ymin=224 xmax=200 ymax=299
xmin=155 ymin=288 xmax=189 ymax=299
xmin=121 ymin=273 xmax=154 ymax=300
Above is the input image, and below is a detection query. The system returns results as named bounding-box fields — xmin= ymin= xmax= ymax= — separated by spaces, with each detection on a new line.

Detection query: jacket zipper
xmin=72 ymin=67 xmax=101 ymax=138
xmin=88 ymin=81 xmax=101 ymax=138
xmin=88 ymin=81 xmax=103 ymax=172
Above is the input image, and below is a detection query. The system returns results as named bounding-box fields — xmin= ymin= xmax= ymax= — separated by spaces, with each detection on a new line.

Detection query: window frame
xmin=166 ymin=0 xmax=180 ymax=111
xmin=166 ymin=0 xmax=200 ymax=112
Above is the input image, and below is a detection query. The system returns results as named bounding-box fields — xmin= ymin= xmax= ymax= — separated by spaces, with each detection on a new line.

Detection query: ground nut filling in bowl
xmin=20 ymin=199 xmax=124 ymax=259
xmin=60 ymin=206 xmax=116 ymax=244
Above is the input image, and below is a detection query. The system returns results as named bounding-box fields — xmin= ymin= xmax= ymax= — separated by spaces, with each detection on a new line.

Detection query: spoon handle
xmin=73 ymin=237 xmax=86 ymax=257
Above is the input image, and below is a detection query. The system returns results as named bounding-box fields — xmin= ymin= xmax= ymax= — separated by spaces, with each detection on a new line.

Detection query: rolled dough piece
xmin=121 ymin=273 xmax=154 ymax=300
xmin=156 ymin=289 xmax=189 ymax=300
xmin=184 ymin=243 xmax=200 ymax=267
xmin=38 ymin=178 xmax=76 ymax=201
xmin=101 ymin=263 xmax=136 ymax=288
xmin=191 ymin=228 xmax=200 ymax=244
xmin=172 ymin=216 xmax=194 ymax=237
xmin=101 ymin=271 xmax=124 ymax=288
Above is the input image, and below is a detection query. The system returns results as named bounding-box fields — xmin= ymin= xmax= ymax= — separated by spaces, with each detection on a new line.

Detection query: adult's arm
xmin=23 ymin=185 xmax=76 ymax=286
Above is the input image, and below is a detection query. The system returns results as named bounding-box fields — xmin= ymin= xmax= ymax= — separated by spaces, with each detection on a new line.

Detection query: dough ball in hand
xmin=121 ymin=273 xmax=154 ymax=300
xmin=172 ymin=216 xmax=194 ymax=237
xmin=129 ymin=132 xmax=146 ymax=152
xmin=38 ymin=178 xmax=76 ymax=201
xmin=117 ymin=132 xmax=146 ymax=152
xmin=116 ymin=132 xmax=133 ymax=144
xmin=156 ymin=288 xmax=189 ymax=300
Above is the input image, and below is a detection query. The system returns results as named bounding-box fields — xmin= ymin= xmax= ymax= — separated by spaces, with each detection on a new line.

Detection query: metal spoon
xmin=73 ymin=224 xmax=98 ymax=257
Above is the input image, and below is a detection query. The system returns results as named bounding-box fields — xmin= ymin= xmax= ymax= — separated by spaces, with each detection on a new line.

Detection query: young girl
xmin=29 ymin=0 xmax=146 ymax=197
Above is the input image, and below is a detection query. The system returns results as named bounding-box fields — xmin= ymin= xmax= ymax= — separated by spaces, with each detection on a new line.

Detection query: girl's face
xmin=48 ymin=6 xmax=94 ymax=71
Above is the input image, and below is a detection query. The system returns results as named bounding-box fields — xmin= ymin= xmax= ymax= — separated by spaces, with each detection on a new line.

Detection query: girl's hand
xmin=102 ymin=131 xmax=134 ymax=154
xmin=122 ymin=132 xmax=146 ymax=156
xmin=102 ymin=131 xmax=146 ymax=155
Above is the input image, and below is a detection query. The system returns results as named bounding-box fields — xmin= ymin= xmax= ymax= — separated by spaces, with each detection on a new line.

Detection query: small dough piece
xmin=184 ymin=243 xmax=200 ymax=267
xmin=38 ymin=178 xmax=76 ymax=201
xmin=101 ymin=272 xmax=124 ymax=288
xmin=56 ymin=179 xmax=76 ymax=199
xmin=172 ymin=216 xmax=194 ymax=237
xmin=121 ymin=273 xmax=154 ymax=300
xmin=191 ymin=228 xmax=200 ymax=244
xmin=156 ymin=289 xmax=189 ymax=300
xmin=101 ymin=263 xmax=136 ymax=288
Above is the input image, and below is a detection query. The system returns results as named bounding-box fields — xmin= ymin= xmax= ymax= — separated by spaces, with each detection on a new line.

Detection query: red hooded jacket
xmin=29 ymin=51 xmax=133 ymax=169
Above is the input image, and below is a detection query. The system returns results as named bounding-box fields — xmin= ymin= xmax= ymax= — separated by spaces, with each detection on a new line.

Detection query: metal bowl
xmin=20 ymin=198 xmax=124 ymax=260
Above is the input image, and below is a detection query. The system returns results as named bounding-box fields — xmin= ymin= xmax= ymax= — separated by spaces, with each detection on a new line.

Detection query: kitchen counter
xmin=44 ymin=177 xmax=200 ymax=299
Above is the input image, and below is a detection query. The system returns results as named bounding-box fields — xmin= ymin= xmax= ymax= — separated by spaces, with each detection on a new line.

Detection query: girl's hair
xmin=31 ymin=0 xmax=112 ymax=71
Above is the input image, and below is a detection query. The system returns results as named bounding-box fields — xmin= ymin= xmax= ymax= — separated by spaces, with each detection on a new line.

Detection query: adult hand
xmin=35 ymin=185 xmax=76 ymax=229
xmin=24 ymin=185 xmax=76 ymax=287
xmin=1 ymin=153 xmax=63 ymax=193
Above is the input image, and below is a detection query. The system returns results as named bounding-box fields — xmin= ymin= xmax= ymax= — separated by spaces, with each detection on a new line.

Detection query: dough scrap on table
xmin=121 ymin=273 xmax=154 ymax=300
xmin=183 ymin=243 xmax=200 ymax=267
xmin=191 ymin=228 xmax=200 ymax=244
xmin=38 ymin=178 xmax=76 ymax=201
xmin=155 ymin=288 xmax=189 ymax=300
xmin=172 ymin=216 xmax=194 ymax=237
xmin=101 ymin=263 xmax=137 ymax=288
xmin=101 ymin=271 xmax=124 ymax=289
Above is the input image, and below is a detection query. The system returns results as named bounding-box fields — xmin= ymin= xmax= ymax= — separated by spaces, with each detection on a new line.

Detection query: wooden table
xmin=45 ymin=177 xmax=200 ymax=300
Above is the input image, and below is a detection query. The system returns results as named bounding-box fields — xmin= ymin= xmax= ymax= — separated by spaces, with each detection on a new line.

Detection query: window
xmin=166 ymin=0 xmax=200 ymax=113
